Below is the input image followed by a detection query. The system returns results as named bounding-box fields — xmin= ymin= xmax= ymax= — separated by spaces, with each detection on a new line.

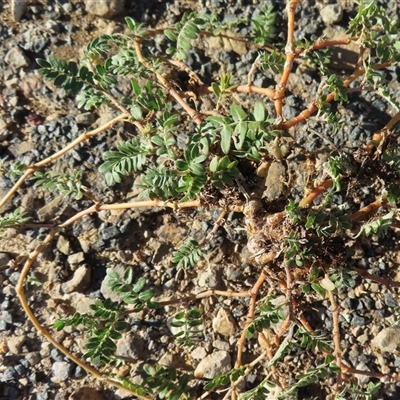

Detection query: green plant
xmin=33 ymin=170 xmax=84 ymax=199
xmin=141 ymin=364 xmax=194 ymax=400
xmin=171 ymin=238 xmax=203 ymax=271
xmin=1 ymin=1 xmax=400 ymax=399
xmin=170 ymin=307 xmax=203 ymax=347
xmin=54 ymin=298 xmax=129 ymax=365
xmin=0 ymin=208 xmax=31 ymax=233
xmin=106 ymin=268 xmax=157 ymax=309
xmin=245 ymin=294 xmax=286 ymax=338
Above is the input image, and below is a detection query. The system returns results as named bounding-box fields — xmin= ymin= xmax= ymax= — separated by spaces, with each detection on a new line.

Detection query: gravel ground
xmin=0 ymin=1 xmax=400 ymax=399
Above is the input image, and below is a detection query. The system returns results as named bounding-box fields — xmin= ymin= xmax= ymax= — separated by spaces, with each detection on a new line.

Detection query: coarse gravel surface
xmin=1 ymin=1 xmax=400 ymax=400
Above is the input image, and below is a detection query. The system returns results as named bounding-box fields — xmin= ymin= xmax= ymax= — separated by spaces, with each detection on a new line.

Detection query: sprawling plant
xmin=1 ymin=1 xmax=400 ymax=399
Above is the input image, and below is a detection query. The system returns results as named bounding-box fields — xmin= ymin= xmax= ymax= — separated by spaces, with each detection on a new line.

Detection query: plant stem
xmin=274 ymin=0 xmax=299 ymax=119
xmin=327 ymin=281 xmax=342 ymax=390
xmin=134 ymin=40 xmax=204 ymax=124
xmin=0 ymin=113 xmax=128 ymax=211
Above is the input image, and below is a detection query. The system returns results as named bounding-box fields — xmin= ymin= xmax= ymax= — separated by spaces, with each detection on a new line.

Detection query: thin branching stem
xmin=310 ymin=37 xmax=356 ymax=51
xmin=195 ymin=84 xmax=276 ymax=99
xmin=159 ymin=56 xmax=205 ymax=86
xmin=100 ymin=90 xmax=144 ymax=130
xmin=15 ymin=229 xmax=153 ymax=400
xmin=299 ymin=179 xmax=333 ymax=208
xmin=153 ymin=289 xmax=251 ymax=307
xmin=350 ymin=198 xmax=385 ymax=222
xmin=283 ymin=263 xmax=294 ymax=322
xmin=340 ymin=364 xmax=400 ymax=382
xmin=133 ymin=40 xmax=204 ymax=124
xmin=274 ymin=0 xmax=299 ymax=119
xmin=206 ymin=209 xmax=228 ymax=239
xmin=281 ymin=62 xmax=392 ymax=130
xmin=366 ymin=109 xmax=400 ymax=152
xmin=353 ymin=267 xmax=400 ymax=289
xmin=327 ymin=279 xmax=342 ymax=391
xmin=223 ymin=352 xmax=270 ymax=400
xmin=0 ymin=113 xmax=128 ymax=211
xmin=142 ymin=26 xmax=279 ymax=53
xmin=234 ymin=267 xmax=270 ymax=368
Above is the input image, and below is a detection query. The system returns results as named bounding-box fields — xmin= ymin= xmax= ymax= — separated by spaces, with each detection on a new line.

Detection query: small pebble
xmin=351 ymin=315 xmax=367 ymax=326
xmin=384 ymin=293 xmax=398 ymax=308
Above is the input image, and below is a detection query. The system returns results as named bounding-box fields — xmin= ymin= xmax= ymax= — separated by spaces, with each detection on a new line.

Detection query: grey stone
xmin=37 ymin=391 xmax=50 ymax=400
xmin=100 ymin=225 xmax=120 ymax=240
xmin=52 ymin=361 xmax=72 ymax=382
xmin=19 ymin=358 xmax=29 ymax=368
xmin=40 ymin=342 xmax=51 ymax=358
xmin=264 ymin=162 xmax=286 ymax=201
xmin=372 ymin=327 xmax=400 ymax=353
xmin=9 ymin=272 xmax=21 ymax=285
xmin=25 ymin=352 xmax=41 ymax=366
xmin=51 ymin=348 xmax=64 ymax=362
xmin=191 ymin=346 xmax=207 ymax=360
xmin=374 ymin=309 xmax=385 ymax=319
xmin=320 ymin=5 xmax=343 ymax=25
xmin=163 ymin=278 xmax=175 ymax=289
xmin=57 ymin=235 xmax=71 ymax=255
xmin=0 ymin=320 xmax=7 ymax=331
xmin=4 ymin=47 xmax=30 ymax=68
xmin=67 ymin=252 xmax=85 ymax=265
xmin=225 ymin=265 xmax=242 ymax=281
xmin=22 ymin=29 xmax=50 ymax=52
xmin=75 ymin=113 xmax=95 ymax=126
xmin=21 ymin=187 xmax=36 ymax=212
xmin=194 ymin=350 xmax=232 ymax=379
xmin=323 ymin=26 xmax=359 ymax=70
xmin=2 ymin=310 xmax=13 ymax=324
xmin=0 ymin=252 xmax=11 ymax=267
xmin=152 ymin=243 xmax=170 ymax=264
xmin=115 ymin=333 xmax=143 ymax=359
xmin=37 ymin=196 xmax=65 ymax=221
xmin=7 ymin=335 xmax=26 ymax=354
xmin=212 ymin=308 xmax=236 ymax=337
xmin=167 ymin=316 xmax=186 ymax=337
xmin=61 ymin=265 xmax=91 ymax=293
xmin=213 ymin=339 xmax=230 ymax=351
xmin=72 ymin=366 xmax=85 ymax=379
xmin=77 ymin=228 xmax=98 ymax=253
xmin=44 ymin=20 xmax=60 ymax=33
xmin=71 ymin=294 xmax=97 ymax=315
xmin=1 ymin=366 xmax=18 ymax=381
xmin=198 ymin=267 xmax=219 ymax=288
xmin=1 ymin=299 xmax=11 ymax=310
xmin=269 ymin=296 xmax=289 ymax=334
xmin=61 ymin=3 xmax=73 ymax=13
xmin=84 ymin=0 xmax=124 ymax=19
xmin=384 ymin=293 xmax=398 ymax=308
xmin=14 ymin=364 xmax=26 ymax=376
xmin=361 ymin=297 xmax=373 ymax=311
xmin=350 ymin=315 xmax=367 ymax=326
xmin=11 ymin=0 xmax=28 ymax=21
